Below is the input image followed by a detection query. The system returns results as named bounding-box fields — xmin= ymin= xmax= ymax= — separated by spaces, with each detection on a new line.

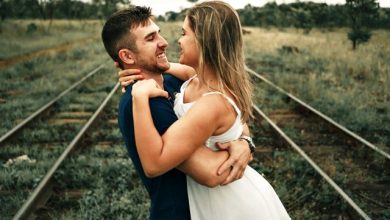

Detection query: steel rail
xmin=252 ymin=104 xmax=371 ymax=220
xmin=246 ymin=67 xmax=389 ymax=160
xmin=13 ymin=82 xmax=120 ymax=220
xmin=0 ymin=63 xmax=105 ymax=145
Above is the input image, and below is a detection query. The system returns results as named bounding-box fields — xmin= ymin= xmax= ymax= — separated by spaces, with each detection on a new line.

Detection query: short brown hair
xmin=101 ymin=6 xmax=152 ymax=68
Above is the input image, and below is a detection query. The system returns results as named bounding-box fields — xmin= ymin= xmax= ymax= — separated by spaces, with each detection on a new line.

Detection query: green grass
xmin=243 ymin=27 xmax=390 ymax=147
xmin=1 ymin=20 xmax=388 ymax=219
xmin=0 ymin=41 xmax=110 ymax=135
xmin=0 ymin=19 xmax=102 ymax=59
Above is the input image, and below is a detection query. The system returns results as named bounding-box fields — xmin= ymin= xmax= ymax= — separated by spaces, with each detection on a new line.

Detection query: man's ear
xmin=118 ymin=49 xmax=135 ymax=65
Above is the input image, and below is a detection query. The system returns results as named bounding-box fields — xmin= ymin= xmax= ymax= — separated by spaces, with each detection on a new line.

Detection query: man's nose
xmin=158 ymin=36 xmax=168 ymax=49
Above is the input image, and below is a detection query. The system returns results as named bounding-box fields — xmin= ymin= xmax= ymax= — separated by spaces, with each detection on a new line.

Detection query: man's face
xmin=131 ymin=20 xmax=170 ymax=73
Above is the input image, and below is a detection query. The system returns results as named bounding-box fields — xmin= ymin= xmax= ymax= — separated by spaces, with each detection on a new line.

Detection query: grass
xmin=1 ymin=20 xmax=388 ymax=219
xmin=0 ymin=41 xmax=110 ymax=136
xmin=0 ymin=19 xmax=102 ymax=59
xmin=0 ymin=67 xmax=118 ymax=219
xmin=243 ymin=27 xmax=390 ymax=147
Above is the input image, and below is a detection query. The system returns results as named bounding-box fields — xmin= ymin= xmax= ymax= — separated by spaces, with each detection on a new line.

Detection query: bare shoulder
xmin=193 ymin=94 xmax=226 ymax=112
xmin=187 ymin=93 xmax=236 ymax=122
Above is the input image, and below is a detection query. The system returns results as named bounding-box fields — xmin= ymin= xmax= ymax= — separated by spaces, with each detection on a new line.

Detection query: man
xmin=101 ymin=7 xmax=253 ymax=220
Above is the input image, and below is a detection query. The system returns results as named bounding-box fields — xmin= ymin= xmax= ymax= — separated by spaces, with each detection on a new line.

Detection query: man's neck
xmin=142 ymin=70 xmax=164 ymax=88
xmin=123 ymin=65 xmax=164 ymax=88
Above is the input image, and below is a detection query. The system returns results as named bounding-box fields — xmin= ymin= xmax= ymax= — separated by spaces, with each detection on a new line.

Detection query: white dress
xmin=174 ymin=77 xmax=291 ymax=220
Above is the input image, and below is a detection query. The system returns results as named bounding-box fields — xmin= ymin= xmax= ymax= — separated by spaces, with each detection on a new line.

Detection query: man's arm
xmin=178 ymin=146 xmax=229 ymax=187
xmin=177 ymin=140 xmax=250 ymax=188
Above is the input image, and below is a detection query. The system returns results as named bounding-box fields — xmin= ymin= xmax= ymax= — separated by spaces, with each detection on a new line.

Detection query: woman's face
xmin=178 ymin=17 xmax=199 ymax=68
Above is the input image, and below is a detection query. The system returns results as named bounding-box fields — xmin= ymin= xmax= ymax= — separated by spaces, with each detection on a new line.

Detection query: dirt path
xmin=0 ymin=36 xmax=99 ymax=70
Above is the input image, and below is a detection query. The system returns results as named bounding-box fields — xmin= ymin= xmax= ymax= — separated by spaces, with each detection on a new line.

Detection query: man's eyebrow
xmin=144 ymin=29 xmax=160 ymax=39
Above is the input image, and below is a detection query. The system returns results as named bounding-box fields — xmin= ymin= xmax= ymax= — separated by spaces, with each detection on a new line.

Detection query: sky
xmin=130 ymin=0 xmax=390 ymax=16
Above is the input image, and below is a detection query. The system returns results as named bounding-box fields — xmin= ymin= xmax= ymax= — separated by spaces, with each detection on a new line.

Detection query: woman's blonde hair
xmin=187 ymin=1 xmax=253 ymax=122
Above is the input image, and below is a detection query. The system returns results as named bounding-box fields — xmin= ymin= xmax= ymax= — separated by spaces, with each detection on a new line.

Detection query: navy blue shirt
xmin=118 ymin=74 xmax=190 ymax=220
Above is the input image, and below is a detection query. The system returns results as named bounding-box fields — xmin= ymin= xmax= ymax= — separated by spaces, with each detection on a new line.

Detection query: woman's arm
xmin=166 ymin=63 xmax=196 ymax=81
xmin=132 ymin=80 xmax=227 ymax=177
xmin=118 ymin=63 xmax=195 ymax=88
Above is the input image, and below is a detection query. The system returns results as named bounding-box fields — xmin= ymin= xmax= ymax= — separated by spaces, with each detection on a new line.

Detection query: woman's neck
xmin=195 ymin=65 xmax=220 ymax=92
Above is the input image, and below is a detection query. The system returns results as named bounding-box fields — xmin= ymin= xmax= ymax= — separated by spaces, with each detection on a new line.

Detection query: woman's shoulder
xmin=194 ymin=92 xmax=238 ymax=115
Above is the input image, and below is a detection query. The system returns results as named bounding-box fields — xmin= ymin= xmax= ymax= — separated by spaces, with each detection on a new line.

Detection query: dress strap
xmin=189 ymin=74 xmax=197 ymax=81
xmin=202 ymin=92 xmax=241 ymax=115
xmin=180 ymin=74 xmax=198 ymax=93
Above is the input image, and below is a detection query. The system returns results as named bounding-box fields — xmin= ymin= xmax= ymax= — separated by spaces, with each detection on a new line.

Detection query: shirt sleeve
xmin=149 ymin=97 xmax=178 ymax=135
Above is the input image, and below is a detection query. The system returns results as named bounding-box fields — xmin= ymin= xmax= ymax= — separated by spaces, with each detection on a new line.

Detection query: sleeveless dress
xmin=173 ymin=76 xmax=291 ymax=220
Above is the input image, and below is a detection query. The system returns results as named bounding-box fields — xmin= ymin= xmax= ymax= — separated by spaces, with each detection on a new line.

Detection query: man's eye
xmin=147 ymin=36 xmax=154 ymax=41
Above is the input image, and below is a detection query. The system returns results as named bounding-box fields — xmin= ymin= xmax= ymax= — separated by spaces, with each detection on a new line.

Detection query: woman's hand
xmin=118 ymin=69 xmax=144 ymax=93
xmin=132 ymin=79 xmax=168 ymax=98
xmin=114 ymin=62 xmax=144 ymax=93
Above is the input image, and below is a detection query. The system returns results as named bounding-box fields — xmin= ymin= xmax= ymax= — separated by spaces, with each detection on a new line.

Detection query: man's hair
xmin=101 ymin=6 xmax=152 ymax=68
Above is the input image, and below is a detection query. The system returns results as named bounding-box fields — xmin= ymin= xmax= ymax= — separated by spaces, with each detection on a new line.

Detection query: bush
xmin=26 ymin=23 xmax=38 ymax=34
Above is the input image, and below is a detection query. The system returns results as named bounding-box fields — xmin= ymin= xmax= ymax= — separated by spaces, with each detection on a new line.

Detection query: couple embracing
xmin=101 ymin=1 xmax=290 ymax=219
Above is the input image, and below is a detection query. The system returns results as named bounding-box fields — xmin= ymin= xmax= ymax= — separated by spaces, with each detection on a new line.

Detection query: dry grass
xmin=243 ymin=27 xmax=389 ymax=146
xmin=0 ymin=19 xmax=102 ymax=59
xmin=157 ymin=22 xmax=389 ymax=146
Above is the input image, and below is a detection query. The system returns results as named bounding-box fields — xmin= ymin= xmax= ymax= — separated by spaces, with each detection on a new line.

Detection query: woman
xmin=128 ymin=1 xmax=290 ymax=219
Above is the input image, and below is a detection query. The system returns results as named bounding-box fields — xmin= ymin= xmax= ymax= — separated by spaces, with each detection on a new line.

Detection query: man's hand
xmin=114 ymin=62 xmax=144 ymax=93
xmin=216 ymin=140 xmax=253 ymax=185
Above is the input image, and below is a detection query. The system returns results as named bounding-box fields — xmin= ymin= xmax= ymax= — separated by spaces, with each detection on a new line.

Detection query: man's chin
xmin=158 ymin=62 xmax=170 ymax=72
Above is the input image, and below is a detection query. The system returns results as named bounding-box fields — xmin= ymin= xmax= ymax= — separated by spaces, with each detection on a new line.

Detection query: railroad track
xmin=247 ymin=67 xmax=389 ymax=219
xmin=0 ymin=64 xmax=105 ymax=144
xmin=1 ymin=65 xmax=387 ymax=219
xmin=27 ymin=95 xmax=149 ymax=219
xmin=0 ymin=64 xmax=121 ymax=219
xmin=13 ymin=82 xmax=121 ymax=219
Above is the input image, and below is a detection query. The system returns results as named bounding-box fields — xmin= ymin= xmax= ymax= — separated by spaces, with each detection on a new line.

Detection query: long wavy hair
xmin=187 ymin=1 xmax=253 ymax=122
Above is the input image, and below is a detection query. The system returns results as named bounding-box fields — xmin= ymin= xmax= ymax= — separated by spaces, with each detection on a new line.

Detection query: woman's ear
xmin=118 ymin=49 xmax=135 ymax=65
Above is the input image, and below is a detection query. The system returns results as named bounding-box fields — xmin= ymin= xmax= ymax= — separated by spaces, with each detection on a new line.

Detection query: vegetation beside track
xmin=0 ymin=20 xmax=101 ymax=59
xmin=0 ymin=21 xmax=388 ymax=219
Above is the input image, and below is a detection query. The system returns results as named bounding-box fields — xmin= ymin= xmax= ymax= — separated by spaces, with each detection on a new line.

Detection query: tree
xmin=92 ymin=0 xmax=131 ymax=19
xmin=0 ymin=0 xmax=10 ymax=21
xmin=346 ymin=0 xmax=379 ymax=50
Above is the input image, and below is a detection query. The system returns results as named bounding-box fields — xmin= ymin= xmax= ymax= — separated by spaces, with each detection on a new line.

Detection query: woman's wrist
xmin=132 ymin=89 xmax=149 ymax=99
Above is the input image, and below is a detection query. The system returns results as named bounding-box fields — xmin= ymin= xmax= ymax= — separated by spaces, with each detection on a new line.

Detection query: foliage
xmin=1 ymin=1 xmax=390 ymax=32
xmin=244 ymin=27 xmax=389 ymax=147
xmin=1 ymin=0 xmax=131 ymax=20
xmin=236 ymin=2 xmax=389 ymax=29
xmin=346 ymin=0 xmax=379 ymax=49
xmin=251 ymin=150 xmax=350 ymax=219
xmin=0 ymin=19 xmax=101 ymax=59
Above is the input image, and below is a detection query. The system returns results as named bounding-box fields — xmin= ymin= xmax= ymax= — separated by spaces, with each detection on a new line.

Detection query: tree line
xmin=1 ymin=0 xmax=386 ymax=49
xmin=237 ymin=1 xmax=389 ymax=30
xmin=0 ymin=0 xmax=131 ymax=20
xmin=1 ymin=0 xmax=388 ymax=29
xmin=162 ymin=0 xmax=385 ymax=49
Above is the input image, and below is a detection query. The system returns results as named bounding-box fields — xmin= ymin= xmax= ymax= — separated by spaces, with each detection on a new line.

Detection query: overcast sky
xmin=129 ymin=0 xmax=390 ymax=16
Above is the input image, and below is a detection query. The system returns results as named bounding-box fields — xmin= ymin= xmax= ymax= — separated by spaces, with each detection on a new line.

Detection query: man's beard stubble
xmin=136 ymin=56 xmax=170 ymax=74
